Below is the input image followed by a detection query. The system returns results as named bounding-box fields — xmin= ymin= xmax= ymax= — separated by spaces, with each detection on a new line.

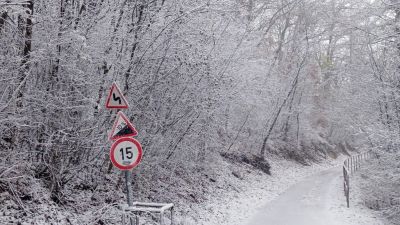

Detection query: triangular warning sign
xmin=105 ymin=82 xmax=129 ymax=109
xmin=109 ymin=111 xmax=138 ymax=141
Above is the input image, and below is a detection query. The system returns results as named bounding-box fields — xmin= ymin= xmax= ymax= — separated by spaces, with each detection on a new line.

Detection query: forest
xmin=1 ymin=0 xmax=400 ymax=224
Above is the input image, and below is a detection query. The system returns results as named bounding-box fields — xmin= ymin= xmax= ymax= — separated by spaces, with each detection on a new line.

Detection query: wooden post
xmin=347 ymin=176 xmax=350 ymax=208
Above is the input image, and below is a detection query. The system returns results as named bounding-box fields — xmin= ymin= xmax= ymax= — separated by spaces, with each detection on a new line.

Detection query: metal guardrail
xmin=343 ymin=151 xmax=374 ymax=208
xmin=122 ymin=202 xmax=174 ymax=225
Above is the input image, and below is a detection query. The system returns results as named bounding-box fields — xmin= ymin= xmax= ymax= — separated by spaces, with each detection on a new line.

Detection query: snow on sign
xmin=109 ymin=111 xmax=138 ymax=141
xmin=105 ymin=82 xmax=129 ymax=109
xmin=110 ymin=137 xmax=143 ymax=170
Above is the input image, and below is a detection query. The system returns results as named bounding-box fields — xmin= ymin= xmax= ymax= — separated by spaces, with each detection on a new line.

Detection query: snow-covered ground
xmin=1 ymin=154 xmax=384 ymax=225
xmin=330 ymin=167 xmax=385 ymax=225
xmin=186 ymin=155 xmax=383 ymax=225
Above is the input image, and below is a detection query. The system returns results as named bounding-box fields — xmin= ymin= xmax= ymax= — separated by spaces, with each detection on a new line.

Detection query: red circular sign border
xmin=110 ymin=137 xmax=143 ymax=171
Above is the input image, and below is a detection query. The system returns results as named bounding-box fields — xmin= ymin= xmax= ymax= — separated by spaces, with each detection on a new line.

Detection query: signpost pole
xmin=125 ymin=170 xmax=134 ymax=225
xmin=125 ymin=171 xmax=133 ymax=206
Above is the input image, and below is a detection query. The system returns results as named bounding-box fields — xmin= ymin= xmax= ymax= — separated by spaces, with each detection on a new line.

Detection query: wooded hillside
xmin=1 ymin=0 xmax=400 ymax=224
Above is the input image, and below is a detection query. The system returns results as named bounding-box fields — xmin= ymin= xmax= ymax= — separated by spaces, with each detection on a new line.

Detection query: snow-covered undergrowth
xmin=353 ymin=152 xmax=400 ymax=225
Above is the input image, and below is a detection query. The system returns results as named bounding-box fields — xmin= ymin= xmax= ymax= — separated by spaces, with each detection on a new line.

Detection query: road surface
xmin=246 ymin=167 xmax=383 ymax=225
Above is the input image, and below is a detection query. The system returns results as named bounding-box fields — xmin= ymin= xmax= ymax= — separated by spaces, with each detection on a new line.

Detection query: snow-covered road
xmin=245 ymin=167 xmax=384 ymax=225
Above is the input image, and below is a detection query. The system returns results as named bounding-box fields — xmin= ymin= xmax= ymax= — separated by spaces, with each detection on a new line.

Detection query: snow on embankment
xmin=353 ymin=152 xmax=400 ymax=225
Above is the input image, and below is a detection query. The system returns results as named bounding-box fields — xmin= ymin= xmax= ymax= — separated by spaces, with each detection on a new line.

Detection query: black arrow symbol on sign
xmin=113 ymin=93 xmax=122 ymax=104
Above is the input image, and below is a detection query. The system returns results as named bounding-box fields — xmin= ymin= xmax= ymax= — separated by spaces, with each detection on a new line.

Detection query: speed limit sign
xmin=110 ymin=137 xmax=143 ymax=170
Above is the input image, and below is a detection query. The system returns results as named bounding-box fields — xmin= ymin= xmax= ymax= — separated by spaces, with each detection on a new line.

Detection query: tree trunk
xmin=50 ymin=0 xmax=66 ymax=85
xmin=0 ymin=11 xmax=7 ymax=33
xmin=17 ymin=1 xmax=33 ymax=109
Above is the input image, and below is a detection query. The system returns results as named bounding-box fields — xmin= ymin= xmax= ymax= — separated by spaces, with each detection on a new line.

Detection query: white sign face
xmin=105 ymin=82 xmax=129 ymax=109
xmin=110 ymin=137 xmax=142 ymax=170
xmin=113 ymin=141 xmax=139 ymax=166
xmin=109 ymin=111 xmax=138 ymax=141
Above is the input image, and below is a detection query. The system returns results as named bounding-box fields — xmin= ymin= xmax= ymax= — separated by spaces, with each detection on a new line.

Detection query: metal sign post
xmin=125 ymin=171 xmax=133 ymax=206
xmin=105 ymin=82 xmax=143 ymax=225
xmin=125 ymin=171 xmax=134 ymax=225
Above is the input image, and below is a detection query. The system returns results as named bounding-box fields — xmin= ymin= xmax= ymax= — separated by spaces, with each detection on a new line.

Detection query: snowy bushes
xmin=354 ymin=152 xmax=400 ymax=225
xmin=220 ymin=152 xmax=271 ymax=175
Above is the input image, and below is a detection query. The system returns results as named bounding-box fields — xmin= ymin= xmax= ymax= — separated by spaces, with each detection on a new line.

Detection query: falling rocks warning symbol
xmin=109 ymin=111 xmax=138 ymax=141
xmin=116 ymin=125 xmax=135 ymax=137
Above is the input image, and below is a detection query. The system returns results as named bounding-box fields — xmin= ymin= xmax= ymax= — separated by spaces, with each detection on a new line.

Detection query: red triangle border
xmin=105 ymin=82 xmax=129 ymax=109
xmin=109 ymin=111 xmax=138 ymax=141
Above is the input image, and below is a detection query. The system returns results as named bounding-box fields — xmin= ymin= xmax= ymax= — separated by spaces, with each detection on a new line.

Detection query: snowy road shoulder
xmin=329 ymin=167 xmax=384 ymax=225
xmin=245 ymin=166 xmax=384 ymax=225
